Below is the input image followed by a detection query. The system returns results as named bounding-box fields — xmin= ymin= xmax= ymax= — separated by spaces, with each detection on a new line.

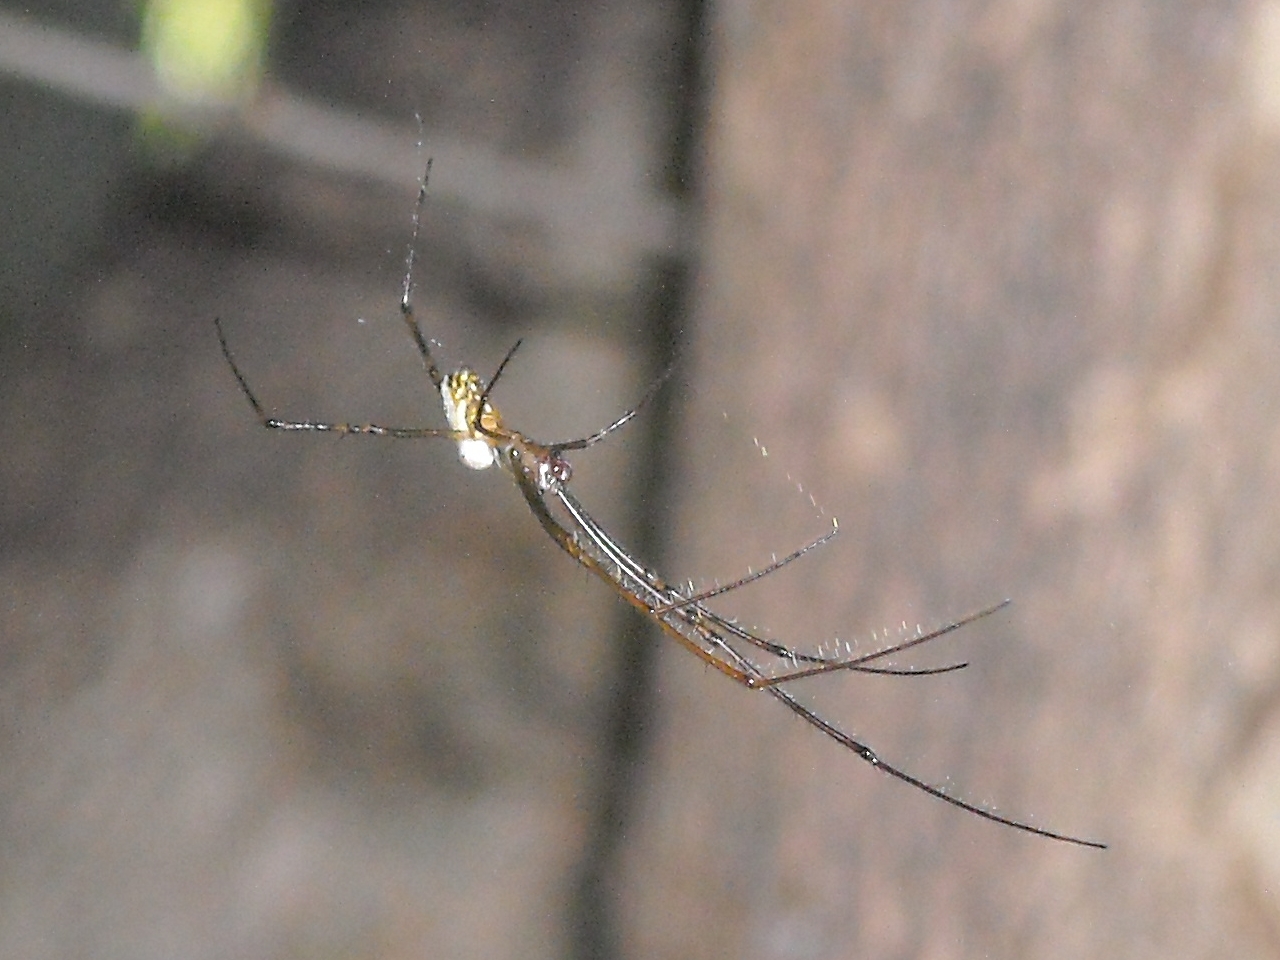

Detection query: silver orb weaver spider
xmin=215 ymin=159 xmax=1105 ymax=850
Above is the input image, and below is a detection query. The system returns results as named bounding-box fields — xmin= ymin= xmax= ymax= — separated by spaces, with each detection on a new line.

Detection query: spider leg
xmin=652 ymin=523 xmax=839 ymax=613
xmin=399 ymin=156 xmax=446 ymax=392
xmin=761 ymin=681 xmax=1106 ymax=848
xmin=547 ymin=360 xmax=677 ymax=452
xmin=215 ymin=317 xmax=457 ymax=440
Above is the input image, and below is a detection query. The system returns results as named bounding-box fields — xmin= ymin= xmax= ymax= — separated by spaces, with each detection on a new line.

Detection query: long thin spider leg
xmin=652 ymin=522 xmax=840 ymax=614
xmin=546 ymin=361 xmax=677 ymax=452
xmin=399 ymin=156 xmax=445 ymax=392
xmin=852 ymin=662 xmax=968 ymax=677
xmin=215 ymin=318 xmax=457 ymax=440
xmin=761 ymin=681 xmax=1106 ymax=848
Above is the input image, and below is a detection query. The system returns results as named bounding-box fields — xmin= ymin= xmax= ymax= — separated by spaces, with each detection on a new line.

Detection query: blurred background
xmin=1 ymin=1 xmax=1277 ymax=957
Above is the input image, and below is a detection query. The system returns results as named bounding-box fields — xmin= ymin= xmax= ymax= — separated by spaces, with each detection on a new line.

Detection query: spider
xmin=215 ymin=159 xmax=1105 ymax=850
